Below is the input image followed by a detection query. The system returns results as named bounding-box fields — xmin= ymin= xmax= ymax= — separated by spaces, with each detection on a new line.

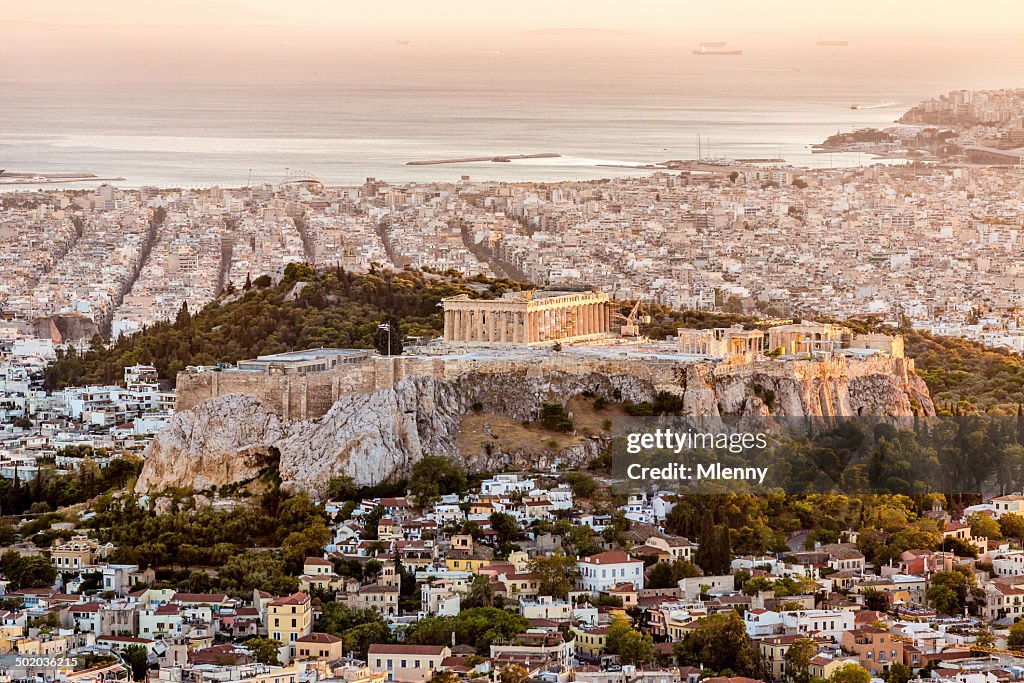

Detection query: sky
xmin=3 ymin=0 xmax=1023 ymax=35
xmin=2 ymin=0 xmax=1023 ymax=85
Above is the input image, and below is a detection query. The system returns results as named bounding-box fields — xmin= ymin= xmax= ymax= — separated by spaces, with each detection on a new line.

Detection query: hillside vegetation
xmin=43 ymin=265 xmax=526 ymax=388
xmin=904 ymin=328 xmax=1024 ymax=415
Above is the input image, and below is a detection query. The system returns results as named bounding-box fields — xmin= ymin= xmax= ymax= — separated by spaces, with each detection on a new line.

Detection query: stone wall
xmin=175 ymin=351 xmax=923 ymax=422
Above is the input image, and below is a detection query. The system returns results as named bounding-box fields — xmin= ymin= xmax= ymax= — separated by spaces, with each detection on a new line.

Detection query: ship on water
xmin=816 ymin=39 xmax=850 ymax=46
xmin=692 ymin=42 xmax=743 ymax=56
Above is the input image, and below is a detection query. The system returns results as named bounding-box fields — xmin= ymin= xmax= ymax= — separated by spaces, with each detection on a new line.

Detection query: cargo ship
xmin=692 ymin=42 xmax=743 ymax=56
xmin=816 ymin=39 xmax=850 ymax=47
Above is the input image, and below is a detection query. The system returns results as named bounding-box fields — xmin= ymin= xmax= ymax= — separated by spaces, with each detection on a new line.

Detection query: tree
xmin=318 ymin=602 xmax=377 ymax=633
xmin=404 ymin=608 xmax=528 ymax=653
xmin=1000 ymin=513 xmax=1024 ymax=542
xmin=341 ymin=621 xmax=394 ymax=660
xmin=861 ymin=587 xmax=888 ymax=612
xmin=281 ymin=517 xmax=331 ymax=574
xmin=429 ymin=673 xmax=462 ymax=683
xmin=174 ymin=302 xmax=192 ymax=330
xmin=539 ymin=403 xmax=573 ymax=432
xmin=122 ymin=644 xmax=149 ymax=682
xmin=463 ymin=574 xmax=496 ymax=608
xmin=218 ymin=551 xmax=298 ymax=597
xmin=966 ymin=512 xmax=1002 ymax=539
xmin=647 ymin=559 xmax=700 ymax=589
xmin=326 ymin=476 xmax=359 ymax=501
xmin=783 ymin=638 xmax=816 ymax=683
xmin=563 ymin=472 xmax=597 ymax=499
xmin=926 ymin=584 xmax=960 ymax=616
xmin=408 ymin=456 xmax=468 ymax=509
xmin=886 ymin=662 xmax=912 ymax=683
xmin=605 ymin=616 xmax=635 ymax=655
xmin=973 ymin=630 xmax=995 ymax=650
xmin=694 ymin=518 xmax=731 ymax=576
xmin=1009 ymin=621 xmax=1024 ymax=651
xmin=362 ymin=505 xmax=386 ymax=540
xmin=674 ymin=612 xmax=762 ymax=677
xmin=244 ymin=637 xmax=283 ymax=665
xmin=827 ymin=664 xmax=871 ymax=683
xmin=606 ymin=616 xmax=654 ymax=665
xmin=0 ymin=551 xmax=56 ymax=590
xmin=498 ymin=665 xmax=529 ymax=683
xmin=941 ymin=536 xmax=978 ymax=558
xmin=927 ymin=570 xmax=972 ymax=616
xmin=528 ymin=554 xmax=579 ymax=599
xmin=489 ymin=512 xmax=522 ymax=548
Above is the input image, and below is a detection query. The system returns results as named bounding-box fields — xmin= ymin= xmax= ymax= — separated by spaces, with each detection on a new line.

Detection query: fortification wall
xmin=175 ymin=352 xmax=916 ymax=421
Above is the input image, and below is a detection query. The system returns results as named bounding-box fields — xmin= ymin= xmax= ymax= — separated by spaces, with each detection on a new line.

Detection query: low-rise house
xmin=421 ymin=581 xmax=461 ymax=617
xmin=490 ymin=630 xmax=575 ymax=669
xmin=841 ymin=626 xmax=904 ymax=674
xmin=570 ymin=625 xmax=608 ymax=658
xmin=50 ymin=536 xmax=114 ymax=571
xmin=520 ymin=596 xmax=572 ymax=622
xmin=295 ymin=632 xmax=344 ymax=662
xmin=68 ymin=602 xmax=103 ymax=634
xmin=267 ymin=592 xmax=313 ymax=663
xmin=368 ymin=644 xmax=451 ymax=682
xmin=577 ymin=551 xmax=644 ymax=593
xmin=991 ymin=495 xmax=1024 ymax=518
xmin=809 ymin=654 xmax=862 ymax=680
xmin=744 ymin=608 xmax=784 ymax=638
xmin=342 ymin=583 xmax=399 ymax=617
xmin=782 ymin=609 xmax=855 ymax=642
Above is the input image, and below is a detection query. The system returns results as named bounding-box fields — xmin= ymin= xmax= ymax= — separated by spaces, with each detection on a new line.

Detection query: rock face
xmin=137 ymin=355 xmax=936 ymax=496
xmin=138 ymin=395 xmax=287 ymax=493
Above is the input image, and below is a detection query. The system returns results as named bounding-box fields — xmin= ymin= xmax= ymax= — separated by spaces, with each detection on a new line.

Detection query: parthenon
xmin=441 ymin=291 xmax=612 ymax=346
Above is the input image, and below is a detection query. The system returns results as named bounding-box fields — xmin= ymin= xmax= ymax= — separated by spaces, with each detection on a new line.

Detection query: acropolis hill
xmin=137 ymin=292 xmax=935 ymax=495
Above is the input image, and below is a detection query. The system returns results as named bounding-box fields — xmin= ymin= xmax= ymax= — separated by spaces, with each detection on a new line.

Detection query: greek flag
xmin=378 ymin=323 xmax=391 ymax=331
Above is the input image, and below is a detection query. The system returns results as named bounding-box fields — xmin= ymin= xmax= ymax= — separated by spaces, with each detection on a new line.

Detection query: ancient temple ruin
xmin=441 ymin=291 xmax=612 ymax=346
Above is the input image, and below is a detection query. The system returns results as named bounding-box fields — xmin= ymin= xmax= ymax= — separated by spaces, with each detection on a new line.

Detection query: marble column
xmin=444 ymin=311 xmax=453 ymax=341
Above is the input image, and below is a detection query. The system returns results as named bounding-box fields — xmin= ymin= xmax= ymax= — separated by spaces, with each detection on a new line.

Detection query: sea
xmin=2 ymin=33 xmax=1023 ymax=189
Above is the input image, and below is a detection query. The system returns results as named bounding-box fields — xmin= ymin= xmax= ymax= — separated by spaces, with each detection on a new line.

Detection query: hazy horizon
xmin=3 ymin=1 xmax=1024 ymax=187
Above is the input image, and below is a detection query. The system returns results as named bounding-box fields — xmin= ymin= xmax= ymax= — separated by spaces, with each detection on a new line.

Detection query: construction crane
xmin=611 ymin=301 xmax=652 ymax=338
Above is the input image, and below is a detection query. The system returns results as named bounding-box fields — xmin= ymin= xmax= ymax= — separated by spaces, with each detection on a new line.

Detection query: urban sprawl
xmin=1 ymin=88 xmax=1024 ymax=683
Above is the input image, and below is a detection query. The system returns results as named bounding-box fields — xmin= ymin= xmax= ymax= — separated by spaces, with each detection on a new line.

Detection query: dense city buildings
xmin=4 ymin=143 xmax=1024 ymax=353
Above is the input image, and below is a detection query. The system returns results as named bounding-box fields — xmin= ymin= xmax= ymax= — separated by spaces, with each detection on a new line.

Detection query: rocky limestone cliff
xmin=137 ymin=356 xmax=936 ymax=496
